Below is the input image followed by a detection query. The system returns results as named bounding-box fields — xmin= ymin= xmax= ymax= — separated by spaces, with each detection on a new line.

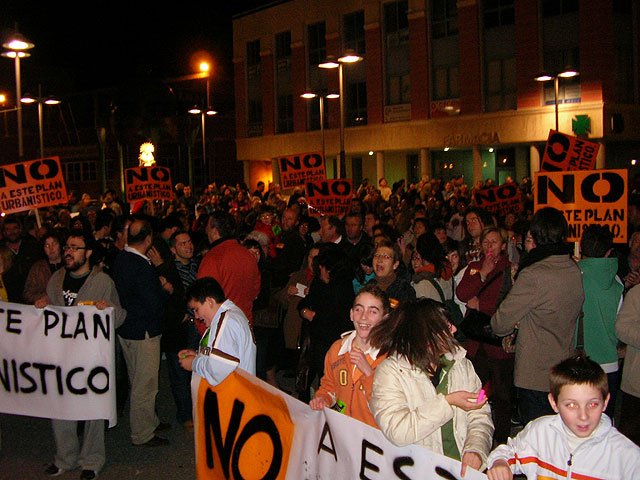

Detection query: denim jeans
xmin=518 ymin=387 xmax=554 ymax=427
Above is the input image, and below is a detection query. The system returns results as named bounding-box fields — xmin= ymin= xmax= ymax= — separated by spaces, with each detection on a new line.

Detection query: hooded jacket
xmin=487 ymin=413 xmax=640 ymax=479
xmin=578 ymin=257 xmax=623 ymax=371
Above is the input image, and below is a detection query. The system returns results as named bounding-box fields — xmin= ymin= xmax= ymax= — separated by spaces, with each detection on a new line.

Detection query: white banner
xmin=0 ymin=302 xmax=116 ymax=427
xmin=192 ymin=369 xmax=488 ymax=480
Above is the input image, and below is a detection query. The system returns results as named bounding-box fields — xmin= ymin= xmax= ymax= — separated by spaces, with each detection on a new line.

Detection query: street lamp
xmin=2 ymin=32 xmax=34 ymax=158
xmin=200 ymin=62 xmax=211 ymax=107
xmin=318 ymin=51 xmax=363 ymax=178
xmin=534 ymin=68 xmax=579 ymax=132
xmin=188 ymin=106 xmax=217 ymax=187
xmin=300 ymin=92 xmax=339 ymax=161
xmin=21 ymin=86 xmax=61 ymax=158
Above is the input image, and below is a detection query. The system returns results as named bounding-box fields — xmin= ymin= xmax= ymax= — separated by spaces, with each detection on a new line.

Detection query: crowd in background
xmin=2 ymin=171 xmax=640 ymax=477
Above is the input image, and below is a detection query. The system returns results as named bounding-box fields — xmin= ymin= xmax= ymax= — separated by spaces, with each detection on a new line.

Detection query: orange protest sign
xmin=194 ymin=373 xmax=294 ymax=480
xmin=473 ymin=183 xmax=522 ymax=216
xmin=278 ymin=152 xmax=326 ymax=189
xmin=540 ymin=130 xmax=599 ymax=172
xmin=534 ymin=169 xmax=627 ymax=242
xmin=0 ymin=157 xmax=68 ymax=214
xmin=305 ymin=179 xmax=353 ymax=216
xmin=124 ymin=166 xmax=173 ymax=202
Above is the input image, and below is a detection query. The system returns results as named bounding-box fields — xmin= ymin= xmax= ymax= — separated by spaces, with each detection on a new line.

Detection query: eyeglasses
xmin=63 ymin=245 xmax=86 ymax=252
xmin=374 ymin=253 xmax=393 ymax=261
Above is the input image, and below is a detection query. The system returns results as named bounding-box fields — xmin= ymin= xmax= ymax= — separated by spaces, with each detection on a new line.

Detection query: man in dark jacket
xmin=114 ymin=218 xmax=172 ymax=447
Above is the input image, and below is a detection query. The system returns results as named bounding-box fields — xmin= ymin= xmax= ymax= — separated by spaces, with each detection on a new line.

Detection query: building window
xmin=542 ymin=2 xmax=580 ymax=105
xmin=246 ymin=40 xmax=262 ymax=137
xmin=308 ymin=22 xmax=327 ymax=131
xmin=63 ymin=161 xmax=97 ymax=183
xmin=275 ymin=31 xmax=293 ymax=134
xmin=308 ymin=22 xmax=326 ymax=67
xmin=346 ymin=81 xmax=367 ymax=126
xmin=485 ymin=58 xmax=516 ymax=111
xmin=433 ymin=65 xmax=459 ymax=100
xmin=276 ymin=31 xmax=291 ymax=59
xmin=277 ymin=94 xmax=293 ymax=133
xmin=483 ymin=0 xmax=516 ymax=112
xmin=613 ymin=0 xmax=634 ymax=103
xmin=384 ymin=1 xmax=409 ymax=45
xmin=384 ymin=0 xmax=410 ymax=105
xmin=432 ymin=0 xmax=458 ymax=39
xmin=343 ymin=10 xmax=365 ymax=55
xmin=542 ymin=0 xmax=578 ymax=17
xmin=483 ymin=0 xmax=514 ymax=29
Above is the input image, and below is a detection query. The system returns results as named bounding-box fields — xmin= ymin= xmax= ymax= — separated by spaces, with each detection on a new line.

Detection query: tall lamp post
xmin=2 ymin=33 xmax=34 ymax=159
xmin=534 ymin=68 xmax=579 ymax=132
xmin=188 ymin=106 xmax=217 ymax=187
xmin=21 ymin=86 xmax=61 ymax=158
xmin=318 ymin=51 xmax=362 ymax=178
xmin=300 ymin=92 xmax=339 ymax=161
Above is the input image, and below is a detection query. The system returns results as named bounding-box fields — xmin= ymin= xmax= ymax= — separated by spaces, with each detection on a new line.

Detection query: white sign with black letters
xmin=0 ymin=302 xmax=116 ymax=427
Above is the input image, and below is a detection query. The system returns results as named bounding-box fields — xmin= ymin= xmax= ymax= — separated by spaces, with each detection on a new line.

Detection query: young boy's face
xmin=188 ymin=297 xmax=219 ymax=328
xmin=548 ymin=383 xmax=610 ymax=438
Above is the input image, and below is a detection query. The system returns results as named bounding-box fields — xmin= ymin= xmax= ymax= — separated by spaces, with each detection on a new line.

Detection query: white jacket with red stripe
xmin=487 ymin=414 xmax=640 ymax=479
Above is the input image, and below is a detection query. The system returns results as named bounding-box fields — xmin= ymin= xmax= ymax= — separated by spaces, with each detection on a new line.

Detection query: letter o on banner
xmin=30 ymin=158 xmax=60 ymax=180
xmin=151 ymin=167 xmax=170 ymax=182
xmin=331 ymin=180 xmax=352 ymax=196
xmin=231 ymin=415 xmax=283 ymax=480
xmin=546 ymin=133 xmax=570 ymax=164
xmin=303 ymin=154 xmax=323 ymax=168
xmin=87 ymin=366 xmax=109 ymax=394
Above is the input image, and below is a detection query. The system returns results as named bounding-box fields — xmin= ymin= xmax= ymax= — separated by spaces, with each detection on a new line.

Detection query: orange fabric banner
xmin=125 ymin=166 xmax=173 ymax=202
xmin=0 ymin=157 xmax=68 ymax=214
xmin=534 ymin=169 xmax=627 ymax=242
xmin=540 ymin=130 xmax=599 ymax=172
xmin=278 ymin=152 xmax=326 ymax=189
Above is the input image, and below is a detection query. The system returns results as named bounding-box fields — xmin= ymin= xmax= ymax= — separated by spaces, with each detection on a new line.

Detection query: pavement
xmin=0 ymin=359 xmax=197 ymax=480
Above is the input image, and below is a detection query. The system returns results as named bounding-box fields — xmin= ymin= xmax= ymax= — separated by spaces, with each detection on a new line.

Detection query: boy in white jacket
xmin=487 ymin=355 xmax=640 ymax=479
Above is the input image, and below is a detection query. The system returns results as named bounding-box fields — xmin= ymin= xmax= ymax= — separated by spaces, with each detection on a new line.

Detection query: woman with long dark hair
xmin=369 ymin=299 xmax=493 ymax=476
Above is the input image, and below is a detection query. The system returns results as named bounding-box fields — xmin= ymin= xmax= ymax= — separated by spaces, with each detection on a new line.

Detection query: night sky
xmin=0 ymin=1 xmax=273 ymax=100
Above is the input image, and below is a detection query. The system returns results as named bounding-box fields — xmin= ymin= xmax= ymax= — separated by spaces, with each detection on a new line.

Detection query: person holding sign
xmin=309 ymin=284 xmax=390 ymax=428
xmin=36 ymin=229 xmax=125 ymax=480
xmin=178 ymin=277 xmax=256 ymax=386
xmin=369 ymin=299 xmax=493 ymax=477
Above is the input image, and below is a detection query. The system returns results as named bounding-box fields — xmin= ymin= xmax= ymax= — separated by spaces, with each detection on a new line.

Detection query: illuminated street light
xmin=189 ymin=105 xmax=218 ymax=187
xmin=300 ymin=92 xmax=339 ymax=161
xmin=21 ymin=87 xmax=61 ymax=158
xmin=319 ymin=51 xmax=363 ymax=178
xmin=534 ymin=68 xmax=580 ymax=132
xmin=2 ymin=31 xmax=34 ymax=158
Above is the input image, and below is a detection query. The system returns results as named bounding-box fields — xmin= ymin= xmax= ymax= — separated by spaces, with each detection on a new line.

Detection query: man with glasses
xmin=37 ymin=229 xmax=125 ymax=480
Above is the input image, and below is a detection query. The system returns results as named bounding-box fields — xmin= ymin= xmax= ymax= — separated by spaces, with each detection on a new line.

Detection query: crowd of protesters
xmin=2 ymin=172 xmax=640 ymax=478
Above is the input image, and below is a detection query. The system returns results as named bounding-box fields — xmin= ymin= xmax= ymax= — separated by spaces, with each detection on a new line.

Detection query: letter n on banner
xmin=194 ymin=373 xmax=294 ymax=479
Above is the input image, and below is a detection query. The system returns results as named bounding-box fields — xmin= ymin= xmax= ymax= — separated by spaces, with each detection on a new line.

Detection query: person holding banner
xmin=178 ymin=277 xmax=256 ymax=386
xmin=37 ymin=229 xmax=125 ymax=480
xmin=369 ymin=299 xmax=493 ymax=476
xmin=310 ymin=284 xmax=390 ymax=428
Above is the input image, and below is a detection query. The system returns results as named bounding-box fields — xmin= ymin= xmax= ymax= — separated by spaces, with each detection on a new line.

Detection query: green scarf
xmin=435 ymin=356 xmax=461 ymax=461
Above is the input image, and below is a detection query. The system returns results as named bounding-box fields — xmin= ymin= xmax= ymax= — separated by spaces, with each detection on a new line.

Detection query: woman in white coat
xmin=369 ymin=299 xmax=494 ymax=476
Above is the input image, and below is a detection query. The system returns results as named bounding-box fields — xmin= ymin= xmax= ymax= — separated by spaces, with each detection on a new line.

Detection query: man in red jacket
xmin=198 ymin=211 xmax=260 ymax=327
